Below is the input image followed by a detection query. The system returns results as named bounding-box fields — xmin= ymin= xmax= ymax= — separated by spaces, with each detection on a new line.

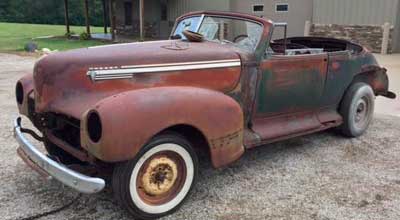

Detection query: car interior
xmin=269 ymin=37 xmax=364 ymax=56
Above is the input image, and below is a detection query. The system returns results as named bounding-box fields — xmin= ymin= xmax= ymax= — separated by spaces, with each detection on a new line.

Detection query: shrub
xmin=79 ymin=32 xmax=91 ymax=40
xmin=65 ymin=31 xmax=76 ymax=38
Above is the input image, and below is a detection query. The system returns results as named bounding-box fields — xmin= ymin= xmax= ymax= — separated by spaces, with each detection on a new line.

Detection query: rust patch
xmin=80 ymin=87 xmax=244 ymax=168
xmin=331 ymin=62 xmax=341 ymax=71
xmin=210 ymin=129 xmax=243 ymax=150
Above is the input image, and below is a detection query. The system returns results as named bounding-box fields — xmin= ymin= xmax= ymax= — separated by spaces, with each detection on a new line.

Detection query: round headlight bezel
xmin=87 ymin=111 xmax=102 ymax=143
xmin=16 ymin=82 xmax=24 ymax=105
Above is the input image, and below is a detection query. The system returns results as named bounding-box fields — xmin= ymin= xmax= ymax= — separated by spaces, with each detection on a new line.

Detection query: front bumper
xmin=13 ymin=117 xmax=105 ymax=194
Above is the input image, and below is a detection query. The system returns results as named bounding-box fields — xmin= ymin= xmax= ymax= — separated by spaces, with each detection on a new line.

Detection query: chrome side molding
xmin=87 ymin=59 xmax=241 ymax=81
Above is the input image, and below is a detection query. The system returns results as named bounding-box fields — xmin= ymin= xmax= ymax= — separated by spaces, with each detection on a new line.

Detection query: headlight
xmin=87 ymin=111 xmax=102 ymax=143
xmin=16 ymin=82 xmax=24 ymax=105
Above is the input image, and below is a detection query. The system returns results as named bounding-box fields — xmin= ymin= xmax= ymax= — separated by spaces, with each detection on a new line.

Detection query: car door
xmin=249 ymin=53 xmax=328 ymax=143
xmin=254 ymin=53 xmax=328 ymax=117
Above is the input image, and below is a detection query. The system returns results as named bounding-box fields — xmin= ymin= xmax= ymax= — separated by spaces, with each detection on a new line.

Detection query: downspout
xmin=393 ymin=0 xmax=400 ymax=52
xmin=139 ymin=0 xmax=145 ymax=41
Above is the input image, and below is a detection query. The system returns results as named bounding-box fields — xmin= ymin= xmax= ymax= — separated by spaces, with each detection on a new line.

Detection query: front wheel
xmin=112 ymin=133 xmax=198 ymax=219
xmin=339 ymin=82 xmax=375 ymax=137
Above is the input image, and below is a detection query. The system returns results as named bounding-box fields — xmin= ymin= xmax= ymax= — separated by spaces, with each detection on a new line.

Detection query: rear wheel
xmin=112 ymin=133 xmax=198 ymax=219
xmin=339 ymin=82 xmax=375 ymax=137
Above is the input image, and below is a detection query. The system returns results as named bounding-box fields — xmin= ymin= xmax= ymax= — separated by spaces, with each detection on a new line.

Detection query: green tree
xmin=0 ymin=0 xmax=105 ymax=27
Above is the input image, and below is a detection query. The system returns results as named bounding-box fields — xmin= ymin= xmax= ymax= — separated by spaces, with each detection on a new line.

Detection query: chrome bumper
xmin=13 ymin=117 xmax=105 ymax=194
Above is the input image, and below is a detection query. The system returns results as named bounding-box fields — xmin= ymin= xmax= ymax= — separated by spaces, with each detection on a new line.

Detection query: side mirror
xmin=170 ymin=34 xmax=182 ymax=40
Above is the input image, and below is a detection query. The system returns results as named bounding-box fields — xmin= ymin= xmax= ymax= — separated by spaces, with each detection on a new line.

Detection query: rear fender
xmin=81 ymin=86 xmax=244 ymax=168
xmin=354 ymin=65 xmax=396 ymax=99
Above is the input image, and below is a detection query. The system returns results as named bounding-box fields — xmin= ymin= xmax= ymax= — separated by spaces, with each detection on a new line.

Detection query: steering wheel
xmin=233 ymin=34 xmax=249 ymax=43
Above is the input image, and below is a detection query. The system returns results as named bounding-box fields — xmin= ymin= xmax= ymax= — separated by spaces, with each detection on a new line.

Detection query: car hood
xmin=33 ymin=40 xmax=242 ymax=118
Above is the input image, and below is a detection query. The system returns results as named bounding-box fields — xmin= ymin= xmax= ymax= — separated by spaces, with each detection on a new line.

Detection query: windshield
xmin=173 ymin=16 xmax=263 ymax=52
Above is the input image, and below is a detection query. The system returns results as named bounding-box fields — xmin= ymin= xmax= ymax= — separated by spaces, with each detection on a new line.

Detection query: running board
xmin=245 ymin=109 xmax=342 ymax=148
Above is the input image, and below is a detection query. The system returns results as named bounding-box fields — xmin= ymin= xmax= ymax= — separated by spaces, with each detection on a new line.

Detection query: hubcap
xmin=354 ymin=97 xmax=370 ymax=129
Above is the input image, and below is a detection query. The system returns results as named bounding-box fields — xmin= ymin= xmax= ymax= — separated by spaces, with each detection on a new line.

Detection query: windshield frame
xmin=171 ymin=14 xmax=265 ymax=52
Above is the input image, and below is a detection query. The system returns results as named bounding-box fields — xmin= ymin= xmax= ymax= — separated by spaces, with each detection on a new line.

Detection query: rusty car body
xmin=14 ymin=11 xmax=396 ymax=219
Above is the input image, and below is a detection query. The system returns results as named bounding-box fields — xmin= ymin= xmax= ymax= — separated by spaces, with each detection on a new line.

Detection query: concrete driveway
xmin=0 ymin=53 xmax=399 ymax=220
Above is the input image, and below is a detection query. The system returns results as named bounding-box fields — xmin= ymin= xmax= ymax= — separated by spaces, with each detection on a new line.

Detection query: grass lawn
xmin=0 ymin=22 xmax=109 ymax=52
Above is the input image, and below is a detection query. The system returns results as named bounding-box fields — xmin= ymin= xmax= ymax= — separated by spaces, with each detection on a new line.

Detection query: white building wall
xmin=167 ymin=0 xmax=189 ymax=22
xmin=313 ymin=0 xmax=399 ymax=25
xmin=230 ymin=0 xmax=313 ymax=37
xmin=167 ymin=0 xmax=230 ymax=22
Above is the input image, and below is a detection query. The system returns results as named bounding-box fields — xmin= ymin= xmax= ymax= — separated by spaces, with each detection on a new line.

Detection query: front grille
xmin=46 ymin=113 xmax=82 ymax=150
xmin=27 ymin=97 xmax=35 ymax=117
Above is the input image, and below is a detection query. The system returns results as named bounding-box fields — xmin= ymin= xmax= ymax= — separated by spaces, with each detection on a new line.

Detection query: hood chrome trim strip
xmin=88 ymin=40 xmax=172 ymax=49
xmin=120 ymin=59 xmax=240 ymax=69
xmin=87 ymin=59 xmax=241 ymax=81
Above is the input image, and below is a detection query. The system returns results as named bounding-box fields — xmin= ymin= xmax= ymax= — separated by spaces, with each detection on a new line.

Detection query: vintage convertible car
xmin=14 ymin=11 xmax=396 ymax=219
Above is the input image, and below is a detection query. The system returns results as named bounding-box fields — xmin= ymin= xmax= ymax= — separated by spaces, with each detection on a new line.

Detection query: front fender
xmin=16 ymin=73 xmax=34 ymax=116
xmin=81 ymin=86 xmax=244 ymax=168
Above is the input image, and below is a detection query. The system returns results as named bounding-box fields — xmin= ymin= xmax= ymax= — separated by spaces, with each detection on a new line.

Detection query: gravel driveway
xmin=1 ymin=53 xmax=400 ymax=220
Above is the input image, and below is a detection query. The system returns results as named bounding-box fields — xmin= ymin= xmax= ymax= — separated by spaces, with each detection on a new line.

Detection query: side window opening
xmin=276 ymin=3 xmax=289 ymax=13
xmin=253 ymin=4 xmax=264 ymax=13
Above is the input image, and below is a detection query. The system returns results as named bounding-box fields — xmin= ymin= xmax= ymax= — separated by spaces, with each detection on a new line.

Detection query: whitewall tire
xmin=112 ymin=133 xmax=198 ymax=219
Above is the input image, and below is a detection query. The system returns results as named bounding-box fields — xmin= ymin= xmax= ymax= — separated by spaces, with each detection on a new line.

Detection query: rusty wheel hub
xmin=141 ymin=157 xmax=178 ymax=196
xmin=129 ymin=143 xmax=194 ymax=214
xmin=133 ymin=145 xmax=191 ymax=208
